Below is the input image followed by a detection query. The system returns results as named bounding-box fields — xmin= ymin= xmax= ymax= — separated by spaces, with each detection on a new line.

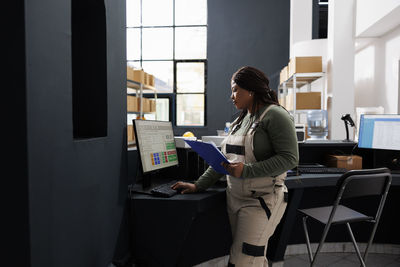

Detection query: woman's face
xmin=231 ymin=80 xmax=253 ymax=111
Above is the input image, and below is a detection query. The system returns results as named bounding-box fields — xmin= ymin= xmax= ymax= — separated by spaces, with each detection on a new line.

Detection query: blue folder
xmin=184 ymin=140 xmax=229 ymax=175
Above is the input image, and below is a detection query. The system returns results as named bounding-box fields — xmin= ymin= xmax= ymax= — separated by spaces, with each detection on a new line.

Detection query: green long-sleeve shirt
xmin=194 ymin=104 xmax=299 ymax=191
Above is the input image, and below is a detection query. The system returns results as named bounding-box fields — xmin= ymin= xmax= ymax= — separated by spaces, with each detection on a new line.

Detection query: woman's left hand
xmin=221 ymin=162 xmax=244 ymax=178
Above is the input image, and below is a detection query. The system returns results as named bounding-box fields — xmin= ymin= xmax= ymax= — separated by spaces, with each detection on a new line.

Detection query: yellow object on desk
xmin=183 ymin=131 xmax=195 ymax=138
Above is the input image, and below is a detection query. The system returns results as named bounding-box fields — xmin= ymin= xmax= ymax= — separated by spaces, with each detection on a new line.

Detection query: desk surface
xmin=131 ymin=186 xmax=226 ymax=214
xmin=130 ymin=173 xmax=400 ymax=197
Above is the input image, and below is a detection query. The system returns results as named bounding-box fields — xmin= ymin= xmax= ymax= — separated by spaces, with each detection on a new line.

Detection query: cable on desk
xmin=350 ymin=142 xmax=358 ymax=156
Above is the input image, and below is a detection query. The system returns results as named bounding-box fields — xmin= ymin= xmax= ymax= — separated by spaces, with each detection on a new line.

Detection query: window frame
xmin=126 ymin=0 xmax=207 ymax=127
xmin=174 ymin=59 xmax=207 ymax=127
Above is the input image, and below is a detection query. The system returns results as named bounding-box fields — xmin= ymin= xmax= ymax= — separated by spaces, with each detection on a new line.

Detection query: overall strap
xmin=248 ymin=104 xmax=276 ymax=135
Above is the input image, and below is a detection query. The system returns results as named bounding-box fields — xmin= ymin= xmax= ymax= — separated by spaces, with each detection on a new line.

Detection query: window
xmin=126 ymin=0 xmax=207 ymax=126
xmin=312 ymin=0 xmax=328 ymax=39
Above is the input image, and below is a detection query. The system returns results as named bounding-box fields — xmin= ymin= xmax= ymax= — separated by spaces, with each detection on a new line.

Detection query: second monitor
xmin=358 ymin=114 xmax=400 ymax=151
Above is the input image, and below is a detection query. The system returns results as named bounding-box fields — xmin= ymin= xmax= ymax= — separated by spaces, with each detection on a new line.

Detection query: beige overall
xmin=221 ymin=105 xmax=288 ymax=267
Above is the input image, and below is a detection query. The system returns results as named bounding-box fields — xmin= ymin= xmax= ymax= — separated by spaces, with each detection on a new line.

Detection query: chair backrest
xmin=335 ymin=168 xmax=392 ymax=200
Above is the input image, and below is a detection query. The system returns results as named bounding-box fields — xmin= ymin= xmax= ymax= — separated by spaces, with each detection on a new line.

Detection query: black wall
xmin=4 ymin=1 xmax=30 ymax=266
xmin=175 ymin=0 xmax=290 ymax=137
xmin=21 ymin=0 xmax=128 ymax=266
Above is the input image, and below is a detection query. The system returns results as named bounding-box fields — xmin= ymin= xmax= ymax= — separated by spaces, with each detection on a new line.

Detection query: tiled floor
xmin=283 ymin=252 xmax=400 ymax=267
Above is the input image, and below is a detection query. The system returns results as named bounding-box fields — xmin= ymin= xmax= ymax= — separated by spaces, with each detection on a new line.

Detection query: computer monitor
xmin=133 ymin=120 xmax=179 ymax=187
xmin=354 ymin=106 xmax=384 ymax=141
xmin=358 ymin=114 xmax=400 ymax=151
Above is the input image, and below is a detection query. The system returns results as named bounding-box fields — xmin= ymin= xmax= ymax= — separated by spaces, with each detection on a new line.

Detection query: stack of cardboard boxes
xmin=126 ymin=66 xmax=157 ymax=146
xmin=127 ymin=96 xmax=156 ymax=113
xmin=127 ymin=66 xmax=155 ymax=87
xmin=279 ymin=56 xmax=322 ymax=111
xmin=126 ymin=65 xmax=157 ymax=113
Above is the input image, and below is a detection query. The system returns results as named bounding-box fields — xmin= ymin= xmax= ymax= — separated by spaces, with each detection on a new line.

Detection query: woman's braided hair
xmin=231 ymin=66 xmax=280 ymax=129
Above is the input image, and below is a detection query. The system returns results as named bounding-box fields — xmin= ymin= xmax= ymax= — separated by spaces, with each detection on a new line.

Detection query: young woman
xmin=172 ymin=66 xmax=299 ymax=266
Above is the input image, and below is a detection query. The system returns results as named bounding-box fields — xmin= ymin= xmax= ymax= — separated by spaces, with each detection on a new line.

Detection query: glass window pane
xmin=175 ymin=27 xmax=207 ymax=59
xmin=127 ymin=61 xmax=141 ymax=70
xmin=142 ymin=0 xmax=173 ymax=26
xmin=143 ymin=98 xmax=169 ymax=121
xmin=142 ymin=61 xmax=174 ymax=93
xmin=177 ymin=94 xmax=204 ymax=126
xmin=127 ymin=113 xmax=136 ymax=125
xmin=176 ymin=62 xmax=205 ymax=93
xmin=175 ymin=0 xmax=207 ymax=26
xmin=126 ymin=0 xmax=141 ymax=27
xmin=127 ymin=28 xmax=141 ymax=60
xmin=142 ymin=28 xmax=173 ymax=60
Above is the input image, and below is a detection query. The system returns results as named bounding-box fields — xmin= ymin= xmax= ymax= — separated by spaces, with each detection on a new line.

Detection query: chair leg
xmin=311 ymin=222 xmax=331 ymax=267
xmin=302 ymin=216 xmax=313 ymax=263
xmin=363 ymin=220 xmax=379 ymax=264
xmin=346 ymin=223 xmax=366 ymax=267
xmin=302 ymin=216 xmax=331 ymax=267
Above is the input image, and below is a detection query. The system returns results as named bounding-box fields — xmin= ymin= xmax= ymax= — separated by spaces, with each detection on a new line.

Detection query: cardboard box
xmin=288 ymin=56 xmax=322 ymax=77
xmin=148 ymin=74 xmax=155 ymax=87
xmin=296 ymin=92 xmax=321 ymax=109
xmin=127 ymin=125 xmax=135 ymax=143
xmin=284 ymin=92 xmax=321 ymax=110
xmin=144 ymin=72 xmax=149 ymax=85
xmin=132 ymin=69 xmax=145 ymax=84
xmin=326 ymin=155 xmax=362 ymax=170
xmin=139 ymin=98 xmax=151 ymax=113
xmin=280 ymin=66 xmax=288 ymax=84
xmin=127 ymin=95 xmax=139 ymax=112
xmin=149 ymin=99 xmax=156 ymax=112
xmin=127 ymin=66 xmax=134 ymax=80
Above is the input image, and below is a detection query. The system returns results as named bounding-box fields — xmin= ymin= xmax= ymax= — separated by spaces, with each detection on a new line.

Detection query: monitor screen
xmin=358 ymin=114 xmax=400 ymax=151
xmin=133 ymin=120 xmax=179 ymax=173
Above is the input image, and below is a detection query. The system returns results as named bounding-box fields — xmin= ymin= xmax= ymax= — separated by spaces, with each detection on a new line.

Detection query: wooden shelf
xmin=127 ymin=80 xmax=156 ymax=91
xmin=127 ymin=111 xmax=156 ymax=114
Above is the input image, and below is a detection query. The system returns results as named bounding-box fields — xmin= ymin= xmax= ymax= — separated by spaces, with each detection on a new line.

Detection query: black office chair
xmin=298 ymin=167 xmax=392 ymax=267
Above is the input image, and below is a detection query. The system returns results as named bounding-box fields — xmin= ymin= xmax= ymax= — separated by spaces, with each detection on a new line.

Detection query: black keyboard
xmin=286 ymin=170 xmax=298 ymax=176
xmin=298 ymin=167 xmax=347 ymax=174
xmin=150 ymin=180 xmax=180 ymax=198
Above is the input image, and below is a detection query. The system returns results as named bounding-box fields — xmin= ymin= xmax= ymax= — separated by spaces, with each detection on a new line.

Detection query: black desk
xmin=130 ymin=187 xmax=231 ymax=267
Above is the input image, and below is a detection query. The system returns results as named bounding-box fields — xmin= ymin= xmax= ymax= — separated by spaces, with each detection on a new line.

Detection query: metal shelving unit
xmin=127 ymin=80 xmax=158 ymax=148
xmin=278 ymin=72 xmax=326 ymax=122
xmin=127 ymin=79 xmax=157 ymax=119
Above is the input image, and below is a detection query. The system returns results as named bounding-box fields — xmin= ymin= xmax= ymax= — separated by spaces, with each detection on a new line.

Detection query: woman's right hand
xmin=171 ymin=181 xmax=198 ymax=194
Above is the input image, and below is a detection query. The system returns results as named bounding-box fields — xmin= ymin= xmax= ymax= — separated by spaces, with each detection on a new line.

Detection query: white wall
xmin=292 ymin=39 xmax=328 ymax=72
xmin=290 ymin=0 xmax=312 ymax=57
xmin=354 ymin=26 xmax=400 ymax=114
xmin=356 ymin=0 xmax=400 ymax=37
